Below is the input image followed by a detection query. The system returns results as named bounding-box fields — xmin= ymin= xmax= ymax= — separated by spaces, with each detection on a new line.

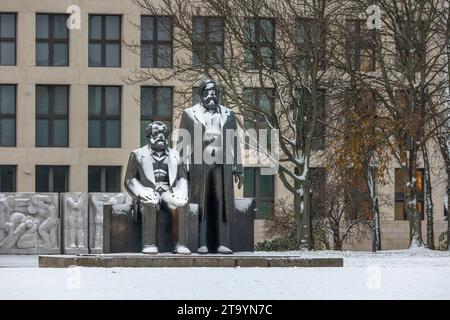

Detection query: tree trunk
xmin=333 ymin=230 xmax=342 ymax=251
xmin=366 ymin=163 xmax=381 ymax=252
xmin=422 ymin=143 xmax=435 ymax=249
xmin=406 ymin=146 xmax=424 ymax=248
xmin=333 ymin=231 xmax=342 ymax=251
xmin=297 ymin=183 xmax=312 ymax=250
xmin=447 ymin=174 xmax=450 ymax=251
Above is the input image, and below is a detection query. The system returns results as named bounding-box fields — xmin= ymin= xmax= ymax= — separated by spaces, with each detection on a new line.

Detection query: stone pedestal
xmin=102 ymin=198 xmax=255 ymax=254
xmin=103 ymin=203 xmax=198 ymax=253
xmin=103 ymin=204 xmax=141 ymax=253
xmin=39 ymin=254 xmax=344 ymax=268
xmin=61 ymin=193 xmax=88 ymax=254
xmin=0 ymin=193 xmax=60 ymax=254
xmin=230 ymin=198 xmax=255 ymax=252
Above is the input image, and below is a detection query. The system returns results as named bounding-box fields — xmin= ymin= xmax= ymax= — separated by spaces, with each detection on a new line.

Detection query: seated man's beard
xmin=202 ymin=96 xmax=219 ymax=109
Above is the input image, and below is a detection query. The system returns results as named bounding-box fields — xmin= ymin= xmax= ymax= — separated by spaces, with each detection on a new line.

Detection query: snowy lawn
xmin=1 ymin=248 xmax=449 ymax=299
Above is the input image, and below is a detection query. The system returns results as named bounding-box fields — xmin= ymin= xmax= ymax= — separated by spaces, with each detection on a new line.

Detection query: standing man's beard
xmin=202 ymin=96 xmax=219 ymax=110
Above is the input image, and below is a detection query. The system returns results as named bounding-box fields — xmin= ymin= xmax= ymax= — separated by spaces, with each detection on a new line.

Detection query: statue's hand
xmin=140 ymin=190 xmax=160 ymax=204
xmin=234 ymin=173 xmax=244 ymax=189
xmin=172 ymin=190 xmax=188 ymax=207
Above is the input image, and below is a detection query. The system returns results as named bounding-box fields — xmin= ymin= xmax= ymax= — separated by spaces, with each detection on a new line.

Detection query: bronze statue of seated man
xmin=124 ymin=122 xmax=191 ymax=254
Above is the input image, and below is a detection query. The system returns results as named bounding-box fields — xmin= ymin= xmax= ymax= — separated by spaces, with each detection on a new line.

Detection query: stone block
xmin=103 ymin=204 xmax=141 ymax=253
xmin=230 ymin=198 xmax=255 ymax=252
xmin=88 ymin=193 xmax=132 ymax=253
xmin=60 ymin=193 xmax=88 ymax=254
xmin=0 ymin=193 xmax=60 ymax=254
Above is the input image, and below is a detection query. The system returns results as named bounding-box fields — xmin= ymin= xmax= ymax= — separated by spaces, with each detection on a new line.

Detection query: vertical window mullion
xmin=49 ymin=86 xmax=54 ymax=146
xmin=255 ymin=168 xmax=260 ymax=208
xmin=49 ymin=15 xmax=53 ymax=66
xmin=0 ymin=87 xmax=2 ymax=143
xmin=102 ymin=16 xmax=106 ymax=67
xmin=204 ymin=18 xmax=209 ymax=63
xmin=49 ymin=167 xmax=54 ymax=192
xmin=153 ymin=17 xmax=158 ymax=67
xmin=0 ymin=15 xmax=2 ymax=63
xmin=102 ymin=87 xmax=106 ymax=147
xmin=153 ymin=87 xmax=158 ymax=118
xmin=101 ymin=167 xmax=106 ymax=192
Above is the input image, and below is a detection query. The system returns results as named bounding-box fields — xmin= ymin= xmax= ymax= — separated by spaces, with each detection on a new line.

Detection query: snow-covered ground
xmin=1 ymin=248 xmax=450 ymax=299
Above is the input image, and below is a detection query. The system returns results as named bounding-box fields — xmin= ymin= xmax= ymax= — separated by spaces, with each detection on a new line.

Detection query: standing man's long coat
xmin=177 ymin=103 xmax=243 ymax=222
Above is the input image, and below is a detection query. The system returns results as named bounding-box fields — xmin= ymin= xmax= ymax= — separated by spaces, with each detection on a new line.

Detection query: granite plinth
xmin=38 ymin=254 xmax=343 ymax=268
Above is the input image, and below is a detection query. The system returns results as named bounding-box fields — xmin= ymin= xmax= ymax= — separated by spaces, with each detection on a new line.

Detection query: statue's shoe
xmin=142 ymin=244 xmax=158 ymax=254
xmin=217 ymin=245 xmax=233 ymax=254
xmin=198 ymin=246 xmax=209 ymax=254
xmin=175 ymin=244 xmax=191 ymax=255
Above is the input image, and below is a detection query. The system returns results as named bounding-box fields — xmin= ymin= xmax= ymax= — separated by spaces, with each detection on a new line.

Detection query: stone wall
xmin=0 ymin=192 xmax=131 ymax=254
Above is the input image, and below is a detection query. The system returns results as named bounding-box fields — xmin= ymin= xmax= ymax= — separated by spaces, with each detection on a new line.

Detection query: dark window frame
xmin=394 ymin=168 xmax=425 ymax=221
xmin=295 ymin=86 xmax=326 ymax=150
xmin=88 ymin=14 xmax=122 ymax=67
xmin=244 ymin=17 xmax=275 ymax=69
xmin=35 ymin=165 xmax=69 ymax=192
xmin=36 ymin=13 xmax=70 ymax=66
xmin=88 ymin=85 xmax=122 ymax=148
xmin=295 ymin=17 xmax=327 ymax=70
xmin=88 ymin=165 xmax=121 ymax=192
xmin=140 ymin=86 xmax=173 ymax=147
xmin=305 ymin=167 xmax=327 ymax=219
xmin=243 ymin=87 xmax=275 ymax=151
xmin=0 ymin=84 xmax=16 ymax=147
xmin=345 ymin=19 xmax=375 ymax=72
xmin=0 ymin=165 xmax=16 ymax=192
xmin=243 ymin=167 xmax=275 ymax=219
xmin=141 ymin=15 xmax=173 ymax=68
xmin=0 ymin=12 xmax=17 ymax=66
xmin=35 ymin=85 xmax=69 ymax=147
xmin=395 ymin=20 xmax=425 ymax=72
xmin=192 ymin=16 xmax=225 ymax=68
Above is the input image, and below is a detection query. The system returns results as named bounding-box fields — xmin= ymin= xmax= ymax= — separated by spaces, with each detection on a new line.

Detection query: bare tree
xmin=327 ymin=0 xmax=449 ymax=249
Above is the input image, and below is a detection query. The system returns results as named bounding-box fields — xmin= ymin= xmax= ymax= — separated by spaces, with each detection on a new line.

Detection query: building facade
xmin=0 ymin=0 xmax=448 ymax=250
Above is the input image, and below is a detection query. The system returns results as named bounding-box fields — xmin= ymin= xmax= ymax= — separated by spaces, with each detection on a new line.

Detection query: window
xmin=140 ymin=86 xmax=172 ymax=147
xmin=395 ymin=20 xmax=424 ymax=72
xmin=192 ymin=16 xmax=224 ymax=68
xmin=88 ymin=166 xmax=121 ymax=192
xmin=89 ymin=15 xmax=121 ymax=67
xmin=0 ymin=84 xmax=16 ymax=147
xmin=36 ymin=85 xmax=69 ymax=147
xmin=295 ymin=87 xmax=326 ymax=150
xmin=35 ymin=165 xmax=69 ymax=192
xmin=346 ymin=19 xmax=375 ymax=72
xmin=141 ymin=16 xmax=172 ymax=68
xmin=244 ymin=18 xmax=275 ymax=69
xmin=296 ymin=18 xmax=326 ymax=70
xmin=243 ymin=88 xmax=274 ymax=152
xmin=244 ymin=167 xmax=275 ymax=219
xmin=36 ymin=14 xmax=69 ymax=66
xmin=0 ymin=13 xmax=16 ymax=65
xmin=345 ymin=169 xmax=372 ymax=220
xmin=294 ymin=167 xmax=328 ymax=219
xmin=0 ymin=165 xmax=16 ymax=192
xmin=88 ymin=86 xmax=121 ymax=148
xmin=395 ymin=168 xmax=424 ymax=220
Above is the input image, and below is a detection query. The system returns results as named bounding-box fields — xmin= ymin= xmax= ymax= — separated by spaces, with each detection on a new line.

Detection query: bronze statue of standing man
xmin=178 ymin=79 xmax=243 ymax=254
